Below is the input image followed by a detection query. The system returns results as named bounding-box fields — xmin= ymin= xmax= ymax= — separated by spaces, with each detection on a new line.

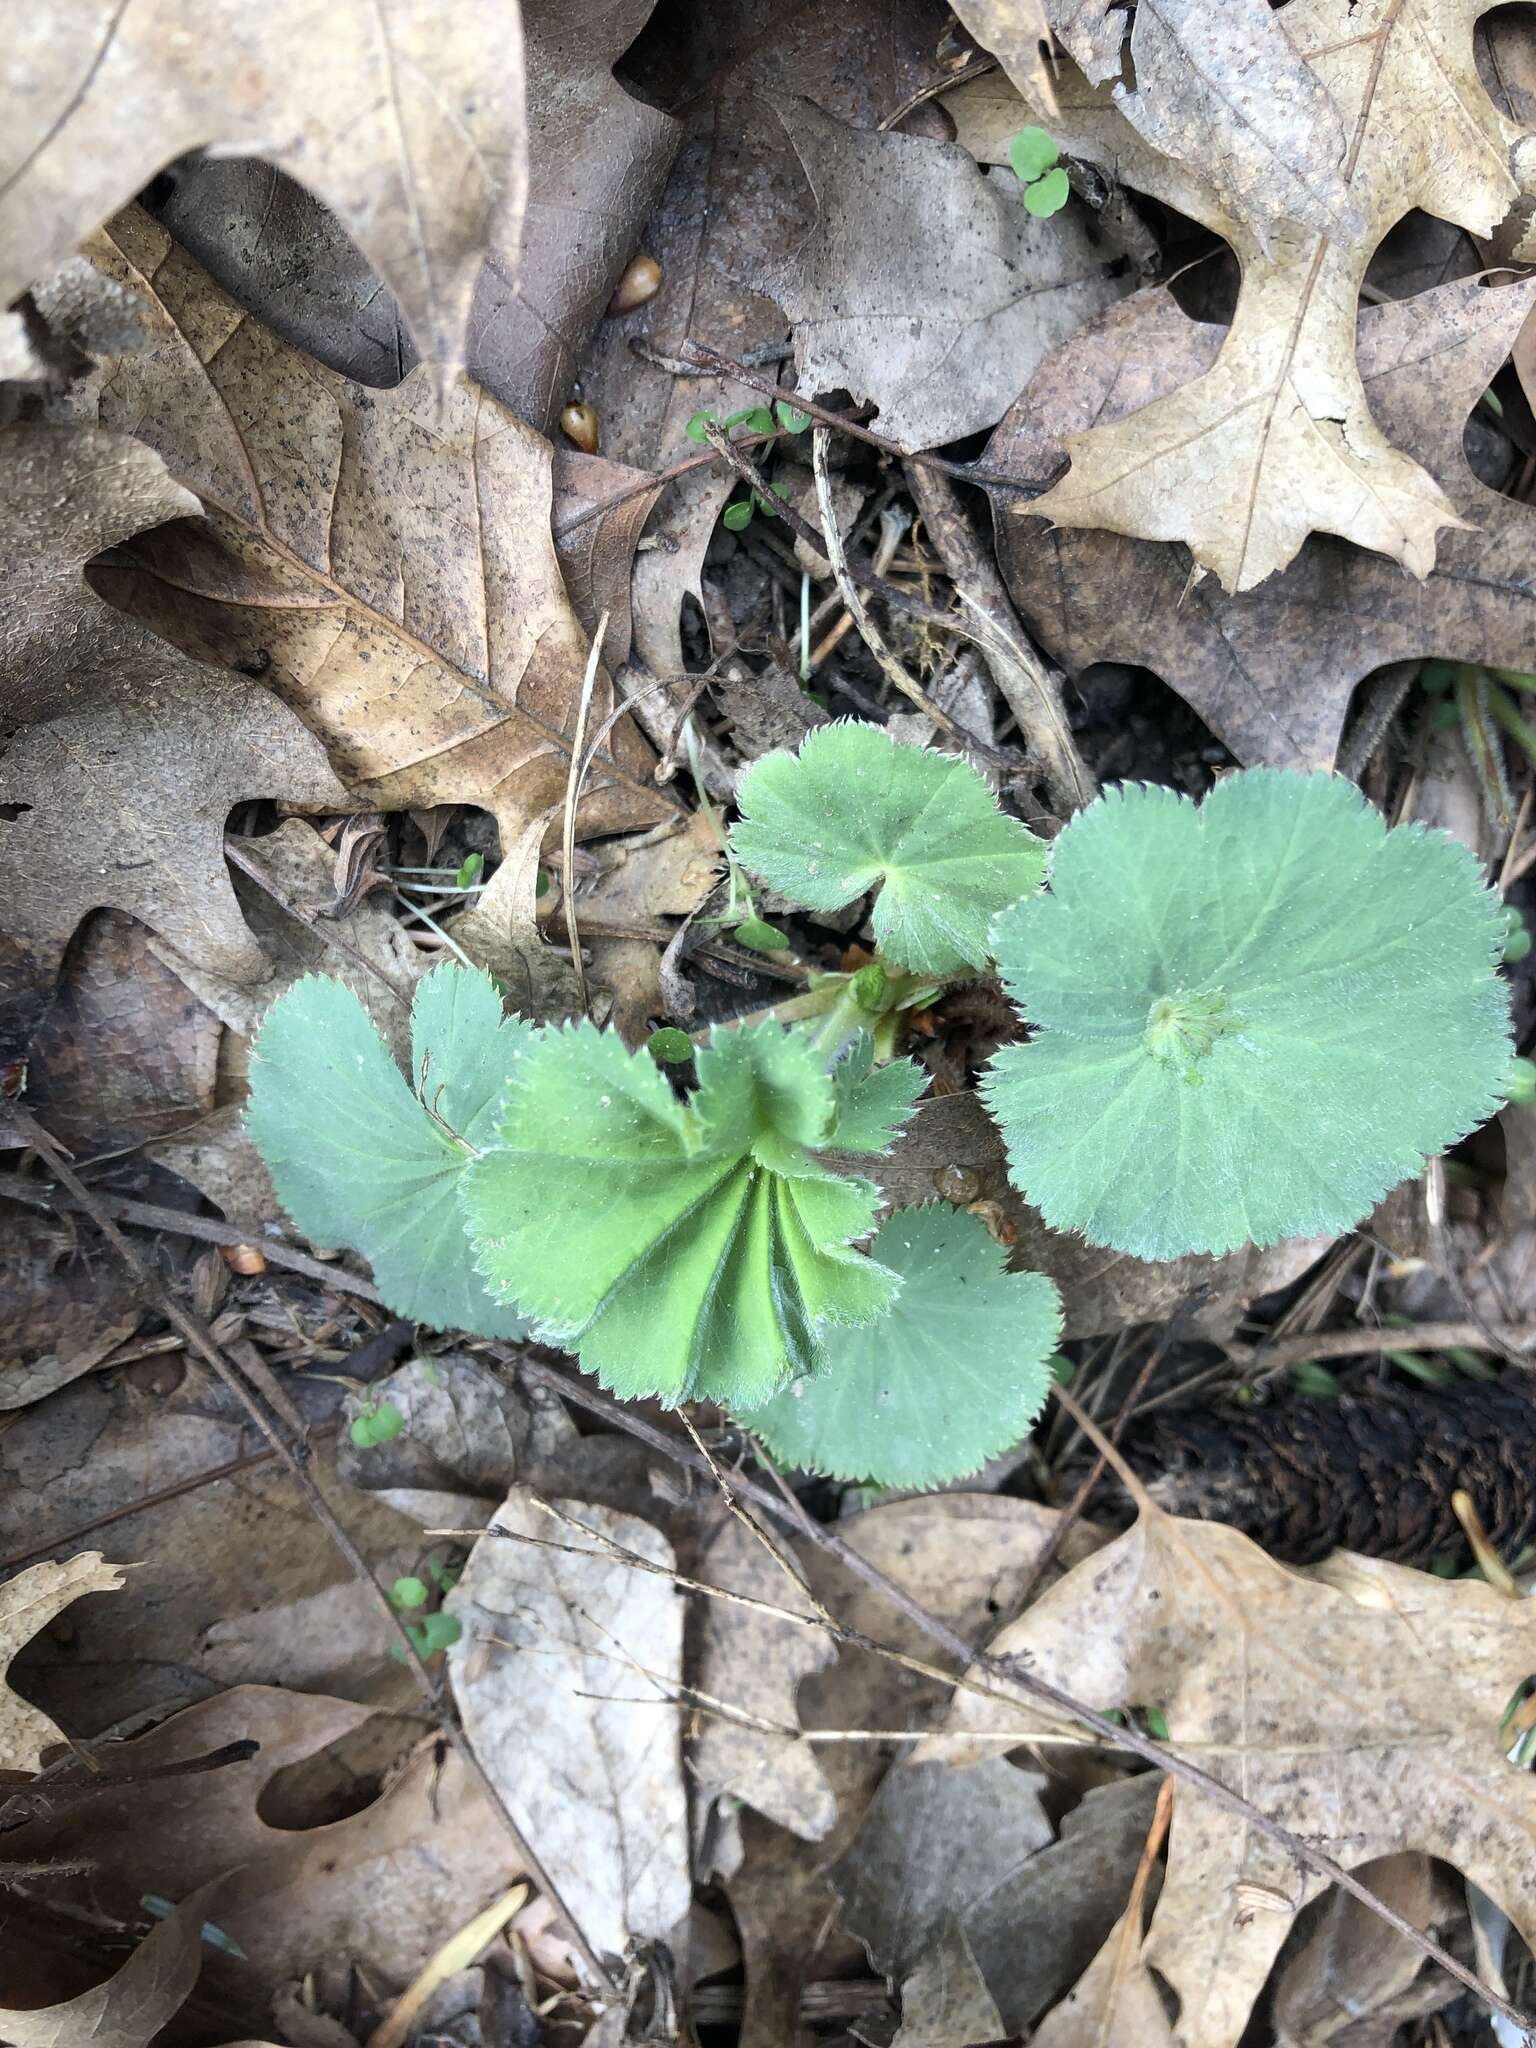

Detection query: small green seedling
xmin=350 ymin=1398 xmax=405 ymax=1449
xmin=389 ymin=1575 xmax=429 ymax=1610
xmin=247 ymin=725 xmax=1514 ymax=1489
xmin=1008 ymin=125 xmax=1070 ymax=218
xmin=390 ymin=1609 xmax=464 ymax=1663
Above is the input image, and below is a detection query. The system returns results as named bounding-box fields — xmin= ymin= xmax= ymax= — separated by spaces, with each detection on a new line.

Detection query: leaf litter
xmin=6 ymin=2 xmax=1536 ymax=2045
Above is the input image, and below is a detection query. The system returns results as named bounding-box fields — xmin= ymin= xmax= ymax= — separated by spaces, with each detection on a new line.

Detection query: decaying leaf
xmin=767 ymin=96 xmax=1122 ymax=452
xmin=947 ymin=11 xmax=1529 ymax=590
xmin=447 ymin=1488 xmax=691 ymax=1959
xmin=986 ymin=272 xmax=1536 ymax=770
xmin=0 ymin=1877 xmax=227 ymax=2048
xmin=0 ymin=1202 xmax=142 ymax=1412
xmin=70 ymin=208 xmax=662 ymax=858
xmin=0 ymin=0 xmax=524 ymax=376
xmin=1269 ymin=1854 xmax=1460 ymax=2047
xmin=1 ymin=1554 xmax=125 ymax=1772
xmin=553 ymin=450 xmax=667 ymax=669
xmin=0 ymin=423 xmax=348 ymax=1063
xmin=933 ymin=1507 xmax=1536 ymax=2048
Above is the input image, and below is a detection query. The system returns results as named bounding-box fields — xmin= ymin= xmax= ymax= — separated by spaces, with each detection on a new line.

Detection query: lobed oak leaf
xmin=946 ymin=4 xmax=1529 ymax=591
xmin=1 ymin=1553 xmax=125 ymax=1774
xmin=984 ymin=271 xmax=1536 ymax=771
xmin=929 ymin=1502 xmax=1536 ymax=2048
xmin=0 ymin=0 xmax=523 ymax=378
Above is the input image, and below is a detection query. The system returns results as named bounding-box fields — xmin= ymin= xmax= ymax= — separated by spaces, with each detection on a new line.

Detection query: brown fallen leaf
xmin=869 ymin=1091 xmax=1331 ymax=1340
xmin=552 ymin=449 xmax=668 ymax=669
xmin=0 ymin=1876 xmax=228 ymax=2048
xmin=0 ymin=0 xmax=523 ymax=377
xmin=1 ymin=1554 xmax=125 ymax=1772
xmin=946 ymin=9 xmax=1525 ymax=591
xmin=891 ymin=1917 xmax=1005 ymax=2048
xmin=0 ymin=1689 xmax=525 ymax=1994
xmin=984 ymin=272 xmax=1536 ymax=769
xmin=0 ymin=422 xmax=348 ymax=1065
xmin=0 ymin=1202 xmax=142 ymax=1412
xmin=576 ymin=0 xmax=948 ymax=676
xmin=1270 ymin=1853 xmax=1459 ymax=2047
xmin=932 ymin=1508 xmax=1536 ymax=2048
xmin=768 ymin=96 xmax=1122 ymax=452
xmin=446 ymin=1488 xmax=691 ymax=1959
xmin=70 ymin=208 xmax=663 ymax=859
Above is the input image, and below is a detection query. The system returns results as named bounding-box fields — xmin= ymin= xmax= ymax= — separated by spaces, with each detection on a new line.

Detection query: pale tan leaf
xmin=0 ymin=1877 xmax=223 ymax=2048
xmin=948 ymin=0 xmax=1525 ymax=590
xmin=68 ymin=208 xmax=663 ymax=858
xmin=930 ymin=1512 xmax=1536 ymax=2048
xmin=0 ymin=0 xmax=524 ymax=376
xmin=768 ymin=96 xmax=1123 ymax=452
xmin=1 ymin=1554 xmax=125 ymax=1772
xmin=446 ymin=1489 xmax=691 ymax=1958
xmin=892 ymin=1918 xmax=1006 ymax=2048
xmin=0 ymin=423 xmax=347 ymax=1055
xmin=1270 ymin=1854 xmax=1458 ymax=2046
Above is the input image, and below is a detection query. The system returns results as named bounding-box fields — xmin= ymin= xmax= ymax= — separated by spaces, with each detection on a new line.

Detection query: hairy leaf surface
xmin=750 ymin=1206 xmax=1060 ymax=1486
xmin=731 ymin=722 xmax=1046 ymax=975
xmin=464 ymin=1020 xmax=918 ymax=1407
xmin=247 ymin=965 xmax=530 ymax=1336
xmin=982 ymin=771 xmax=1511 ymax=1258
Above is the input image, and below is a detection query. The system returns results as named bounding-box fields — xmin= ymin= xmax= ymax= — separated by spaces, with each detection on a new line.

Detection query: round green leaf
xmin=1008 ymin=125 xmax=1059 ymax=183
xmin=390 ymin=1575 xmax=429 ymax=1610
xmin=1024 ymin=165 xmax=1070 ymax=218
xmin=648 ymin=1026 xmax=696 ymax=1064
xmin=775 ymin=400 xmax=812 ymax=433
xmin=722 ymin=498 xmax=755 ymax=531
xmin=730 ymin=721 xmax=1046 ymax=976
xmin=982 ymin=770 xmax=1512 ymax=1259
xmin=747 ymin=1205 xmax=1061 ymax=1488
xmin=733 ymin=915 xmax=791 ymax=952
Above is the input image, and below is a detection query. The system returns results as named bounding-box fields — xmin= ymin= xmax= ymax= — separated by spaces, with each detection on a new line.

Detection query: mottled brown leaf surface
xmin=0 ymin=1553 xmax=124 ymax=1772
xmin=0 ymin=422 xmax=347 ymax=1062
xmin=768 ymin=96 xmax=1122 ymax=452
xmin=935 ymin=1512 xmax=1536 ymax=2048
xmin=985 ymin=273 xmax=1536 ymax=768
xmin=72 ymin=209 xmax=662 ymax=855
xmin=0 ymin=1878 xmax=224 ymax=2048
xmin=0 ymin=0 xmax=524 ymax=376
xmin=947 ymin=3 xmax=1528 ymax=590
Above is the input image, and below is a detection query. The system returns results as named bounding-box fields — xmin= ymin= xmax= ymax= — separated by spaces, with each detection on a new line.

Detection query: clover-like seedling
xmin=247 ymin=963 xmax=531 ymax=1338
xmin=730 ymin=721 xmax=1046 ymax=975
xmin=748 ymin=1205 xmax=1061 ymax=1488
xmin=1008 ymin=125 xmax=1070 ymax=218
xmin=463 ymin=1018 xmax=927 ymax=1408
xmin=982 ymin=770 xmax=1513 ymax=1259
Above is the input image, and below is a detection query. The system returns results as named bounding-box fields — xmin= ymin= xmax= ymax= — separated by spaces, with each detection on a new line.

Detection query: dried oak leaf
xmin=984 ymin=271 xmax=1536 ymax=769
xmin=945 ymin=8 xmax=1529 ymax=591
xmin=958 ymin=0 xmax=1363 ymax=249
xmin=931 ymin=1507 xmax=1536 ymax=2048
xmin=0 ymin=0 xmax=523 ymax=376
xmin=71 ymin=209 xmax=662 ymax=857
xmin=1 ymin=1553 xmax=124 ymax=1773
xmin=767 ymin=96 xmax=1123 ymax=452
xmin=0 ymin=422 xmax=348 ymax=1062
xmin=576 ymin=0 xmax=948 ymax=675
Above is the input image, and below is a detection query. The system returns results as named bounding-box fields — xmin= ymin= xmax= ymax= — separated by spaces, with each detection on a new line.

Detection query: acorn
xmin=607 ymin=253 xmax=663 ymax=315
xmin=559 ymin=401 xmax=600 ymax=454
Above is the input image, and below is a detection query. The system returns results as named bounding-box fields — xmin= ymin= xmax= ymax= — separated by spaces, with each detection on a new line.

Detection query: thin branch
xmin=5 ymin=1105 xmax=616 ymax=1994
xmin=560 ymin=613 xmax=608 ymax=1016
xmin=1228 ymin=1317 xmax=1536 ymax=1372
xmin=504 ymin=1350 xmax=1533 ymax=2037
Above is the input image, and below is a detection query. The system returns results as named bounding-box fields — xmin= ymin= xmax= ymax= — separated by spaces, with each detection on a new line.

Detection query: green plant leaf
xmin=775 ymin=400 xmax=812 ymax=433
xmin=462 ymin=1019 xmax=900 ymax=1408
xmin=1024 ymin=165 xmax=1071 ymax=218
xmin=982 ymin=770 xmax=1512 ymax=1259
xmin=723 ymin=498 xmax=755 ymax=531
xmin=828 ymin=1036 xmax=929 ymax=1153
xmin=730 ymin=722 xmax=1046 ymax=975
xmin=747 ymin=1206 xmax=1060 ymax=1487
xmin=648 ymin=1026 xmax=696 ymax=1064
xmin=1008 ymin=125 xmax=1059 ymax=183
xmin=246 ymin=964 xmax=531 ymax=1337
xmin=685 ymin=409 xmax=714 ymax=444
xmin=390 ymin=1575 xmax=429 ymax=1610
xmin=733 ymin=914 xmax=791 ymax=952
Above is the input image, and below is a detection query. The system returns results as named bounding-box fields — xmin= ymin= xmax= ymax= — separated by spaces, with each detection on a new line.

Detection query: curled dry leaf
xmin=767 ymin=96 xmax=1123 ymax=452
xmin=447 ymin=1488 xmax=691 ymax=1960
xmin=930 ymin=1507 xmax=1536 ymax=2048
xmin=0 ymin=1553 xmax=124 ymax=1771
xmin=0 ymin=0 xmax=524 ymax=376
xmin=0 ymin=1876 xmax=229 ymax=2048
xmin=947 ymin=8 xmax=1528 ymax=591
xmin=69 ymin=208 xmax=662 ymax=859
xmin=0 ymin=423 xmax=348 ymax=1064
xmin=985 ymin=272 xmax=1536 ymax=770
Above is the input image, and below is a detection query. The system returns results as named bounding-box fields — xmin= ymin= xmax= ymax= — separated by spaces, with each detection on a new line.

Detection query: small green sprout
xmin=1503 ymin=906 xmax=1531 ymax=964
xmin=1507 ymin=1055 xmax=1536 ymax=1104
xmin=775 ymin=399 xmax=812 ymax=433
xmin=390 ymin=1609 xmax=464 ymax=1663
xmin=647 ymin=1026 xmax=696 ymax=1065
xmin=455 ymin=851 xmax=484 ymax=891
xmin=350 ymin=1398 xmax=405 ymax=1449
xmin=1007 ymin=126 xmax=1070 ymax=218
xmin=389 ymin=1575 xmax=429 ymax=1610
xmin=732 ymin=914 xmax=792 ymax=952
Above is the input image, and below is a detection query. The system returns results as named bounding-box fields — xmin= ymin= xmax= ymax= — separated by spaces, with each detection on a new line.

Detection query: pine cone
xmin=1126 ymin=1377 xmax=1536 ymax=1567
